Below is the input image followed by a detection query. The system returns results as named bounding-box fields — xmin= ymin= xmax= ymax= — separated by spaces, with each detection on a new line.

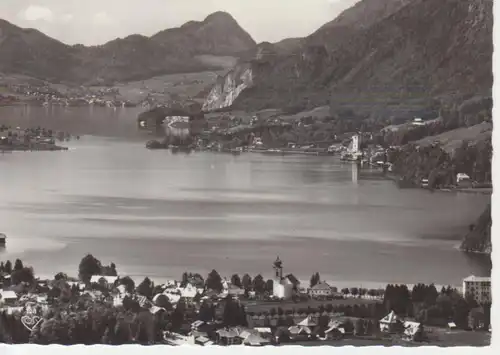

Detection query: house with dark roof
xmin=216 ymin=327 xmax=243 ymax=345
xmin=308 ymin=282 xmax=333 ymax=299
xmin=283 ymin=274 xmax=300 ymax=289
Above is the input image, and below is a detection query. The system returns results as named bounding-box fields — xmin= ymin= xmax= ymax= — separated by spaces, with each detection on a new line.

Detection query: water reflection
xmin=0 ymin=107 xmax=492 ymax=285
xmin=0 ymin=106 xmax=144 ymax=138
xmin=351 ymin=162 xmax=359 ymax=185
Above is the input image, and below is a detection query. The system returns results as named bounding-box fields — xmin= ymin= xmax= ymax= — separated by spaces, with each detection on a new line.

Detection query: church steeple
xmin=273 ymin=256 xmax=283 ymax=279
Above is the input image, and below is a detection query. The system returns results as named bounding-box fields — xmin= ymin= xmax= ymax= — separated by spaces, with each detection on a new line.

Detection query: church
xmin=272 ymin=257 xmax=300 ymax=300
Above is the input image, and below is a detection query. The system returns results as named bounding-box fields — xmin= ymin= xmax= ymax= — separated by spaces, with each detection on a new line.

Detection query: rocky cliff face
xmin=202 ymin=62 xmax=254 ymax=112
xmin=213 ymin=0 xmax=492 ymax=116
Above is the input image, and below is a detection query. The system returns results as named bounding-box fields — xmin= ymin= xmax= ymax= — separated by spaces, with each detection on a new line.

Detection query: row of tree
xmin=382 ymin=283 xmax=490 ymax=328
xmin=248 ymin=302 xmax=387 ymax=320
xmin=0 ymin=259 xmax=35 ymax=286
xmin=0 ymin=285 xmax=248 ymax=345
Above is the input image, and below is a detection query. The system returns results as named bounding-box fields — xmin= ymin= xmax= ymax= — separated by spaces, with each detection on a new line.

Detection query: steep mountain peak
xmin=0 ymin=12 xmax=256 ymax=84
xmin=203 ymin=11 xmax=238 ymax=24
xmin=150 ymin=11 xmax=256 ymax=56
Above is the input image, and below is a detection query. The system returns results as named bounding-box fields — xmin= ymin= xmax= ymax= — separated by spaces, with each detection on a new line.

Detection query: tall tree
xmin=266 ymin=279 xmax=274 ymax=293
xmin=242 ymin=274 xmax=252 ymax=290
xmin=424 ymin=284 xmax=439 ymax=305
xmin=119 ymin=276 xmax=136 ymax=294
xmin=206 ymin=269 xmax=223 ymax=292
xmin=11 ymin=267 xmax=34 ymax=285
xmin=154 ymin=294 xmax=172 ymax=310
xmin=78 ymin=254 xmax=102 ymax=283
xmin=171 ymin=300 xmax=186 ymax=331
xmin=355 ymin=318 xmax=365 ymax=336
xmin=137 ymin=277 xmax=153 ymax=298
xmin=54 ymin=272 xmax=68 ymax=281
xmin=198 ymin=301 xmax=215 ymax=322
xmin=181 ymin=272 xmax=189 ymax=287
xmin=4 ymin=260 xmax=12 ymax=274
xmin=13 ymin=259 xmax=23 ymax=271
xmin=231 ymin=274 xmax=242 ymax=287
xmin=252 ymin=274 xmax=266 ymax=294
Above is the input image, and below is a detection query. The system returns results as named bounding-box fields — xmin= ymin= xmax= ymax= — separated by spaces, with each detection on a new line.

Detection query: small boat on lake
xmin=0 ymin=233 xmax=6 ymax=244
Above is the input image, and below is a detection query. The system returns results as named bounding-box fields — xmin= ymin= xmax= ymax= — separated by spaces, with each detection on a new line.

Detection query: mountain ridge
xmin=210 ymin=0 xmax=492 ymax=119
xmin=0 ymin=12 xmax=256 ymax=85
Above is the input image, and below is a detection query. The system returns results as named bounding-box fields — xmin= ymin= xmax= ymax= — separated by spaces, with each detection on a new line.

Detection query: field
xmin=242 ymin=298 xmax=379 ymax=313
xmin=426 ymin=328 xmax=491 ymax=347
xmin=108 ymin=70 xmax=229 ymax=105
xmin=0 ymin=69 xmax=229 ymax=106
xmin=416 ymin=122 xmax=492 ymax=153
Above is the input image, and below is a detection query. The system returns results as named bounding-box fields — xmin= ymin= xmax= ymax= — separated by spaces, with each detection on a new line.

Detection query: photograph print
xmin=0 ymin=0 xmax=493 ymax=348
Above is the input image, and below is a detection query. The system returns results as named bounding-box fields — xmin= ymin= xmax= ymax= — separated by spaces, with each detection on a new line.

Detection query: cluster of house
xmin=7 ymin=83 xmax=134 ymax=108
xmin=1 ymin=259 xmax=491 ymax=345
xmin=0 ymin=126 xmax=73 ymax=150
xmin=420 ymin=172 xmax=474 ymax=189
xmin=0 ymin=94 xmax=18 ymax=105
xmin=163 ymin=309 xmax=431 ymax=346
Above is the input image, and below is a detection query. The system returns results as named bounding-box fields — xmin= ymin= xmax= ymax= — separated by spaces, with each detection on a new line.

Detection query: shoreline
xmin=1 ymin=145 xmax=68 ymax=152
xmin=384 ymin=173 xmax=492 ymax=195
xmin=31 ymin=271 xmax=464 ymax=294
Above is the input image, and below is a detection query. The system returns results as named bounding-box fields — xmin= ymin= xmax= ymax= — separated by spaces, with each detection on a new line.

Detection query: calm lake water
xmin=0 ymin=106 xmax=491 ymax=289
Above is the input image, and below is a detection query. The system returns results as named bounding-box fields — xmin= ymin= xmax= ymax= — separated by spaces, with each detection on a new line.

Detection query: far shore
xmin=30 ymin=272 xmax=463 ymax=294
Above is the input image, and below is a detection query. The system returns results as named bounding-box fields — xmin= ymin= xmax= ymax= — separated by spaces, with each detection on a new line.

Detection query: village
xmin=1 ymin=83 xmax=135 ymax=108
xmin=0 ymin=256 xmax=491 ymax=346
xmin=0 ymin=125 xmax=72 ymax=152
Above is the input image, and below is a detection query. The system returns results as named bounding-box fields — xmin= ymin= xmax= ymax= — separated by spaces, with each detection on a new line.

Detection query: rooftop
xmin=463 ymin=275 xmax=491 ymax=282
xmin=311 ymin=281 xmax=332 ymax=291
xmin=90 ymin=275 xmax=118 ymax=284
xmin=0 ymin=290 xmax=18 ymax=300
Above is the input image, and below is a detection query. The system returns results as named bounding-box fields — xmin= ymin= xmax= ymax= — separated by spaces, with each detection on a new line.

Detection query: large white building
xmin=272 ymin=257 xmax=294 ymax=300
xmin=462 ymin=275 xmax=491 ymax=304
xmin=351 ymin=134 xmax=360 ymax=153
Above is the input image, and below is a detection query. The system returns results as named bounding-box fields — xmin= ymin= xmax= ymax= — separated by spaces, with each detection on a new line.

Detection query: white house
xmin=113 ymin=294 xmax=125 ymax=307
xmin=161 ymin=290 xmax=182 ymax=304
xmin=271 ymin=257 xmax=294 ymax=300
xmin=351 ymin=135 xmax=360 ymax=153
xmin=0 ymin=290 xmax=18 ymax=305
xmin=462 ymin=275 xmax=491 ymax=304
xmin=179 ymin=283 xmax=202 ymax=299
xmin=90 ymin=275 xmax=118 ymax=285
xmin=309 ymin=282 xmax=333 ymax=299
xmin=163 ymin=280 xmax=178 ymax=289
xmin=379 ymin=311 xmax=402 ymax=332
xmin=403 ymin=321 xmax=422 ymax=341
xmin=412 ymin=117 xmax=425 ymax=126
xmin=456 ymin=173 xmax=472 ymax=187
xmin=227 ymin=284 xmax=245 ymax=297
xmin=273 ymin=282 xmax=293 ymax=300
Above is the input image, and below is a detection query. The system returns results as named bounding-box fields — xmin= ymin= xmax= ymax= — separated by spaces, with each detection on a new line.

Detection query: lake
xmin=0 ymin=105 xmax=491 ymax=289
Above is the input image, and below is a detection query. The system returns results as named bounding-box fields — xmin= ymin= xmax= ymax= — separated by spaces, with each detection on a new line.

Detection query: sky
xmin=0 ymin=0 xmax=360 ymax=46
